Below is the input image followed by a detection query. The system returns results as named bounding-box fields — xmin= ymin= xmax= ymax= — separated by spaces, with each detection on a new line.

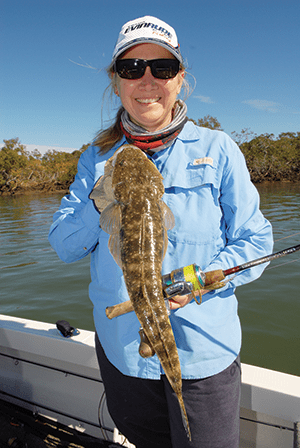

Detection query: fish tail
xmin=178 ymin=394 xmax=192 ymax=441
xmin=140 ymin=285 xmax=192 ymax=439
xmin=165 ymin=371 xmax=191 ymax=441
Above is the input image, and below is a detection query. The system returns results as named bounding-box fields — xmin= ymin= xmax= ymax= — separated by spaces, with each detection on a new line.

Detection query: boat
xmin=0 ymin=313 xmax=299 ymax=447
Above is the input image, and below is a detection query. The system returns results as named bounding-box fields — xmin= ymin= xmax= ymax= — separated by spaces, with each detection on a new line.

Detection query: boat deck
xmin=0 ymin=399 xmax=121 ymax=448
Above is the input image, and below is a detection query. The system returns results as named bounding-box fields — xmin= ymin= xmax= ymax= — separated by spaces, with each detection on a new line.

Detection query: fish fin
xmin=162 ymin=229 xmax=169 ymax=260
xmin=108 ymin=234 xmax=123 ymax=268
xmin=89 ymin=173 xmax=115 ymax=212
xmin=90 ymin=147 xmax=132 ymax=212
xmin=100 ymin=202 xmax=122 ymax=234
xmin=159 ymin=200 xmax=175 ymax=230
xmin=158 ymin=202 xmax=174 ymax=260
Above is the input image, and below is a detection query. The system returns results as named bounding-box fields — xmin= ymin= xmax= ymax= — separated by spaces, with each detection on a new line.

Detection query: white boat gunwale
xmin=0 ymin=314 xmax=299 ymax=447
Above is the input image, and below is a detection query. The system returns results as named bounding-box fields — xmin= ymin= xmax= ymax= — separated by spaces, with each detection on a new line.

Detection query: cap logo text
xmin=124 ymin=21 xmax=172 ymax=40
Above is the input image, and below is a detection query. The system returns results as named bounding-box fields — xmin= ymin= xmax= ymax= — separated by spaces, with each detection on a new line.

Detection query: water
xmin=0 ymin=184 xmax=299 ymax=376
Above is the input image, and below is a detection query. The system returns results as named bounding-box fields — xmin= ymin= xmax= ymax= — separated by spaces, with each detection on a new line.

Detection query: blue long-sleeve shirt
xmin=49 ymin=121 xmax=273 ymax=379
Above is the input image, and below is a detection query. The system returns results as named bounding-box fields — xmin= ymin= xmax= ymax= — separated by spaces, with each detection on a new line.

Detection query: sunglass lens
xmin=152 ymin=60 xmax=180 ymax=79
xmin=115 ymin=60 xmax=145 ymax=79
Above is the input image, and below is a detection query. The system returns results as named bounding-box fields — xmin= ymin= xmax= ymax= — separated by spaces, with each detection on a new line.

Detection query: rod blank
xmin=223 ymin=244 xmax=300 ymax=277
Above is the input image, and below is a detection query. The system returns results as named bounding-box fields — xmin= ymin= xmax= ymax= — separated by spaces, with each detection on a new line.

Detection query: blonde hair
xmin=94 ymin=61 xmax=192 ymax=155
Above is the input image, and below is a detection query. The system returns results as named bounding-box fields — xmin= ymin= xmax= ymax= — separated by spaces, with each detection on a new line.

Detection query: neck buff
xmin=120 ymin=100 xmax=188 ymax=153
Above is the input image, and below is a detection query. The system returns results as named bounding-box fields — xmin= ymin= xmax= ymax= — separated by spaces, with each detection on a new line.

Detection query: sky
xmin=1 ymin=0 xmax=300 ymax=155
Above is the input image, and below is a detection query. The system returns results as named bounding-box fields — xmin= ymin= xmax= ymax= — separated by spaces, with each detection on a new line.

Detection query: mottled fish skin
xmin=90 ymin=145 xmax=191 ymax=440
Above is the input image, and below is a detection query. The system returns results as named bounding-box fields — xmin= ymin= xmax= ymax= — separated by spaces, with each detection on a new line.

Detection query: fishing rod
xmin=105 ymin=243 xmax=300 ymax=319
xmin=220 ymin=243 xmax=300 ymax=277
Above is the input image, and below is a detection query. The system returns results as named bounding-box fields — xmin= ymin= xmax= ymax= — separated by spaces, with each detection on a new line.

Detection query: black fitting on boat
xmin=56 ymin=320 xmax=77 ymax=338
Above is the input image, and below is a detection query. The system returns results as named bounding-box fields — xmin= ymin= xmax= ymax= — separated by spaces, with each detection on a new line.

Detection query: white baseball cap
xmin=111 ymin=16 xmax=183 ymax=64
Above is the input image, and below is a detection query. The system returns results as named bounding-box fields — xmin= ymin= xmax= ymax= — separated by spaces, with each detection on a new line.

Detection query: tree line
xmin=0 ymin=139 xmax=89 ymax=195
xmin=1 ymin=116 xmax=299 ymax=195
xmin=190 ymin=116 xmax=300 ymax=183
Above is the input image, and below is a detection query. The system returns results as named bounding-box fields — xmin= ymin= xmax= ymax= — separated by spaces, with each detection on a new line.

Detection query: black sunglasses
xmin=114 ymin=58 xmax=180 ymax=80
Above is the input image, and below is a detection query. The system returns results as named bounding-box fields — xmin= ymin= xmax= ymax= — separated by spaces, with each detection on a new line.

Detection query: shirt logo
xmin=193 ymin=157 xmax=213 ymax=166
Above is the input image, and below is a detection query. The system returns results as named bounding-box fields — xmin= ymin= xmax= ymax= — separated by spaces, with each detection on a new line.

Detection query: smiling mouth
xmin=136 ymin=98 xmax=161 ymax=104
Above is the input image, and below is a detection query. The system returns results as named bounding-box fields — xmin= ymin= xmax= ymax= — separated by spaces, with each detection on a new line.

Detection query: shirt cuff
xmin=81 ymin=199 xmax=101 ymax=235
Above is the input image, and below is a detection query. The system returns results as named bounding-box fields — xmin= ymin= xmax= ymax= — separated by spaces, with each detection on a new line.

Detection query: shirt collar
xmin=177 ymin=120 xmax=201 ymax=142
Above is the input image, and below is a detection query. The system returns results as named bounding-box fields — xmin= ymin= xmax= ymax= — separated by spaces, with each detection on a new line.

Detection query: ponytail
xmin=94 ymin=106 xmax=124 ymax=155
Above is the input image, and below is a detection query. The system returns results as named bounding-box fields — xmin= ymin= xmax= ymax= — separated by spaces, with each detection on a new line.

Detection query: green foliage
xmin=240 ymin=132 xmax=300 ymax=182
xmin=231 ymin=128 xmax=257 ymax=146
xmin=0 ymin=139 xmax=88 ymax=194
xmin=188 ymin=115 xmax=223 ymax=130
xmin=0 ymin=138 xmax=29 ymax=174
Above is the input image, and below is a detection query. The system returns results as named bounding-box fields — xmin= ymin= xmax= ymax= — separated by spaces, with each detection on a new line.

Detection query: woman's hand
xmin=168 ymin=289 xmax=209 ymax=310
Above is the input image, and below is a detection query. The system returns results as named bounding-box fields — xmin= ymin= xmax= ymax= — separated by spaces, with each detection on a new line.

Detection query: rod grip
xmin=204 ymin=269 xmax=225 ymax=286
xmin=106 ymin=300 xmax=134 ymax=319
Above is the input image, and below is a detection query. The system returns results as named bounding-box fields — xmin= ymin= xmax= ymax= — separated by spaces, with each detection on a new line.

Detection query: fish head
xmin=112 ymin=145 xmax=164 ymax=203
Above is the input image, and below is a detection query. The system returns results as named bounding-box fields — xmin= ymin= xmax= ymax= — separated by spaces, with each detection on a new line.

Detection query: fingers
xmin=168 ymin=289 xmax=209 ymax=310
xmin=168 ymin=293 xmax=193 ymax=310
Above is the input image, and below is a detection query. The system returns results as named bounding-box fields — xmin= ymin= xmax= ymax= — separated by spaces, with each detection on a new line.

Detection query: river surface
xmin=0 ymin=183 xmax=299 ymax=376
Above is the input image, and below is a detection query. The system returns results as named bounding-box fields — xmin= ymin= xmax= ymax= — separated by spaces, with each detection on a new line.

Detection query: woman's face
xmin=114 ymin=43 xmax=184 ymax=132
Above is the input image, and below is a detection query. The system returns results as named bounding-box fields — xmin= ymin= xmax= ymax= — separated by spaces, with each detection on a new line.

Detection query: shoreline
xmin=0 ymin=186 xmax=69 ymax=197
xmin=1 ymin=179 xmax=299 ymax=197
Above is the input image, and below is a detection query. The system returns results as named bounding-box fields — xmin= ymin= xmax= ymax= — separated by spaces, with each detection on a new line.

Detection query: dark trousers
xmin=95 ymin=333 xmax=241 ymax=448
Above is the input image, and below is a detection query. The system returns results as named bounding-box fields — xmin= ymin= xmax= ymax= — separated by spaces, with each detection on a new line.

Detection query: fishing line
xmin=265 ymin=257 xmax=300 ymax=271
xmin=98 ymin=390 xmax=108 ymax=440
xmin=264 ymin=233 xmax=300 ymax=271
xmin=274 ymin=232 xmax=300 ymax=243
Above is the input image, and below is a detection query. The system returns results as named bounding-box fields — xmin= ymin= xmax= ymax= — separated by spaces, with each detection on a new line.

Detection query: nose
xmin=139 ymin=67 xmax=157 ymax=90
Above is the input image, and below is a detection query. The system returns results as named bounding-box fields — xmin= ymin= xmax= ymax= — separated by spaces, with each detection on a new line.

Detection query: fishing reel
xmin=162 ymin=264 xmax=206 ymax=305
xmin=138 ymin=264 xmax=206 ymax=358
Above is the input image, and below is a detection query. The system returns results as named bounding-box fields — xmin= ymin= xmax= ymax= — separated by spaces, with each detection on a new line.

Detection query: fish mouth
xmin=135 ymin=97 xmax=161 ymax=104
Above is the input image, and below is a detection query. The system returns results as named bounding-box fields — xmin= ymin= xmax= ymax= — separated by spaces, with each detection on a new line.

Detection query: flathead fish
xmin=90 ymin=144 xmax=191 ymax=440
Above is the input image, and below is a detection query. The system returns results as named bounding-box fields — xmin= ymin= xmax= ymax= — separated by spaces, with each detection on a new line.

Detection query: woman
xmin=49 ymin=15 xmax=273 ymax=448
